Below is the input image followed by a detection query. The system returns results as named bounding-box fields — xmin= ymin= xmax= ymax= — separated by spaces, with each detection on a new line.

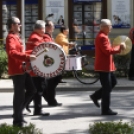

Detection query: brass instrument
xmin=112 ymin=35 xmax=132 ymax=55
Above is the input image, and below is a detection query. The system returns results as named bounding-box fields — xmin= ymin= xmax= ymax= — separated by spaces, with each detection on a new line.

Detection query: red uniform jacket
xmin=26 ymin=32 xmax=53 ymax=76
xmin=95 ymin=31 xmax=121 ymax=72
xmin=26 ymin=32 xmax=47 ymax=54
xmin=44 ymin=33 xmax=53 ymax=42
xmin=129 ymin=28 xmax=134 ymax=44
xmin=6 ymin=31 xmax=29 ymax=76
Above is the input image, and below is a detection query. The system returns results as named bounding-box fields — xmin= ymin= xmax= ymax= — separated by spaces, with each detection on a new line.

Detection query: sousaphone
xmin=112 ymin=35 xmax=132 ymax=55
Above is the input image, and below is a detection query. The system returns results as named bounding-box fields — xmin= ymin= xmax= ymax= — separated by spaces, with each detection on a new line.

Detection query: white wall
xmin=107 ymin=0 xmax=133 ymax=40
xmin=42 ymin=0 xmax=68 ymax=39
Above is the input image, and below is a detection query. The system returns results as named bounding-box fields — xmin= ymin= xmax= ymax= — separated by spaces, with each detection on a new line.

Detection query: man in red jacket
xmin=26 ymin=20 xmax=62 ymax=111
xmin=6 ymin=16 xmax=36 ymax=127
xmin=42 ymin=20 xmax=62 ymax=106
xmin=128 ymin=27 xmax=134 ymax=80
xmin=26 ymin=20 xmax=50 ymax=116
xmin=90 ymin=19 xmax=126 ymax=115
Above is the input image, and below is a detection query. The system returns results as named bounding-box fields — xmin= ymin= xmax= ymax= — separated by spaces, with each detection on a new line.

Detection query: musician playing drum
xmin=42 ymin=20 xmax=63 ymax=106
xmin=26 ymin=20 xmax=50 ymax=116
xmin=55 ymin=25 xmax=75 ymax=55
xmin=89 ymin=19 xmax=126 ymax=115
xmin=26 ymin=20 xmax=64 ymax=110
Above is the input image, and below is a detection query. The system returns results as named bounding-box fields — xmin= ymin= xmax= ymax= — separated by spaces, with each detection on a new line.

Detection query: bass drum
xmin=30 ymin=42 xmax=66 ymax=78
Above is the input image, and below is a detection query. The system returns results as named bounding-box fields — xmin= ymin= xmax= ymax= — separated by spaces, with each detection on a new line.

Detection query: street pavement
xmin=0 ymin=90 xmax=134 ymax=134
xmin=0 ymin=78 xmax=134 ymax=133
xmin=0 ymin=77 xmax=133 ymax=92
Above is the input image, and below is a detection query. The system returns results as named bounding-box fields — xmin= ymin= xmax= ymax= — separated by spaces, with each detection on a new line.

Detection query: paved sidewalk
xmin=0 ymin=77 xmax=133 ymax=92
xmin=0 ymin=90 xmax=134 ymax=134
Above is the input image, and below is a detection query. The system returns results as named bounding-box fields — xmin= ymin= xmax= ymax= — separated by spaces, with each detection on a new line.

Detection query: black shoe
xmin=12 ymin=113 xmax=27 ymax=117
xmin=33 ymin=112 xmax=50 ymax=116
xmin=22 ymin=119 xmax=27 ymax=123
xmin=90 ymin=95 xmax=100 ymax=108
xmin=101 ymin=109 xmax=118 ymax=115
xmin=26 ymin=105 xmax=31 ymax=113
xmin=48 ymin=103 xmax=62 ymax=107
xmin=59 ymin=80 xmax=66 ymax=83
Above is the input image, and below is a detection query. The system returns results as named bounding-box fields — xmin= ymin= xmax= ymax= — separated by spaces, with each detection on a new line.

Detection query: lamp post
xmin=21 ymin=0 xmax=25 ymax=49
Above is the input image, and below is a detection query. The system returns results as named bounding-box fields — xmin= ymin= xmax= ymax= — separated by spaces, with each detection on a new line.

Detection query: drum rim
xmin=30 ymin=42 xmax=66 ymax=78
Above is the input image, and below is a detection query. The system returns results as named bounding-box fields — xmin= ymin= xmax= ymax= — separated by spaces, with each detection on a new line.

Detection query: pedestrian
xmin=26 ymin=20 xmax=50 ymax=116
xmin=128 ymin=27 xmax=134 ymax=80
xmin=6 ymin=16 xmax=37 ymax=127
xmin=89 ymin=19 xmax=126 ymax=115
xmin=42 ymin=20 xmax=62 ymax=106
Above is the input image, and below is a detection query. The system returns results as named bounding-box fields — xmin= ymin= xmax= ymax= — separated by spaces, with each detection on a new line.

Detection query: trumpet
xmin=112 ymin=35 xmax=132 ymax=55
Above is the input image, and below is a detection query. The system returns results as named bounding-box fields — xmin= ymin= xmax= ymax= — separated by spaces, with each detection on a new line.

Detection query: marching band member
xmin=90 ymin=19 xmax=126 ymax=115
xmin=26 ymin=20 xmax=50 ymax=116
xmin=6 ymin=16 xmax=36 ymax=127
xmin=128 ymin=27 xmax=134 ymax=80
xmin=26 ymin=20 xmax=62 ymax=113
xmin=42 ymin=20 xmax=62 ymax=106
xmin=55 ymin=25 xmax=75 ymax=56
xmin=55 ymin=25 xmax=75 ymax=83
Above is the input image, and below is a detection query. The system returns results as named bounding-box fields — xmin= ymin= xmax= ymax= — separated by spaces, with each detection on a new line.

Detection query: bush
xmin=0 ymin=123 xmax=43 ymax=134
xmin=63 ymin=71 xmax=74 ymax=78
xmin=89 ymin=121 xmax=134 ymax=134
xmin=114 ymin=54 xmax=130 ymax=77
xmin=0 ymin=49 xmax=8 ymax=78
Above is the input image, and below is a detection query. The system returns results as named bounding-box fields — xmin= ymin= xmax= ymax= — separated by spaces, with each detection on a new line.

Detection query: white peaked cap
xmin=101 ymin=19 xmax=112 ymax=25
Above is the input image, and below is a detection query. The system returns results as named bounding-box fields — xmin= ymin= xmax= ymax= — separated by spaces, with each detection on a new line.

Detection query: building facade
xmin=0 ymin=0 xmax=134 ymax=53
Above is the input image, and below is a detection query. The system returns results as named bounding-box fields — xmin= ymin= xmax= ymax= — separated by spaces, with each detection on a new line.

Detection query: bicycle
xmin=64 ymin=44 xmax=99 ymax=84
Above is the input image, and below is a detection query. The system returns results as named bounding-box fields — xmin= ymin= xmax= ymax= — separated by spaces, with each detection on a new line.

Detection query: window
xmin=72 ymin=2 xmax=102 ymax=48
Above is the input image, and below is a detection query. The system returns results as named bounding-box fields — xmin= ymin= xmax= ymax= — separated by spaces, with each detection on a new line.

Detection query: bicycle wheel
xmin=74 ymin=56 xmax=99 ymax=84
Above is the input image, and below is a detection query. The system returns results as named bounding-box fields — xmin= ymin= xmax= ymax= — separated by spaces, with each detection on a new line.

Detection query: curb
xmin=57 ymin=86 xmax=134 ymax=91
xmin=0 ymin=78 xmax=133 ymax=92
xmin=0 ymin=86 xmax=133 ymax=92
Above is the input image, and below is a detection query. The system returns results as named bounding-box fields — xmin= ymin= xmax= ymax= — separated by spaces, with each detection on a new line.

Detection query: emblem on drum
xmin=43 ymin=55 xmax=54 ymax=67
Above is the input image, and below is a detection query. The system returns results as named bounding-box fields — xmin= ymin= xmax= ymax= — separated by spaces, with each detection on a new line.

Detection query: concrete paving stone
xmin=0 ymin=90 xmax=134 ymax=134
xmin=0 ymin=77 xmax=133 ymax=92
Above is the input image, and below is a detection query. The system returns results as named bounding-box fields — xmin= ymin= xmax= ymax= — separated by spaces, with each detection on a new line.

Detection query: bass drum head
xmin=112 ymin=35 xmax=132 ymax=55
xmin=30 ymin=42 xmax=66 ymax=78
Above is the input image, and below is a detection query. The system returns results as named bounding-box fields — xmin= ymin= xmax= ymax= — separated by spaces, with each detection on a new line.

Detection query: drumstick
xmin=36 ymin=48 xmax=49 ymax=57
